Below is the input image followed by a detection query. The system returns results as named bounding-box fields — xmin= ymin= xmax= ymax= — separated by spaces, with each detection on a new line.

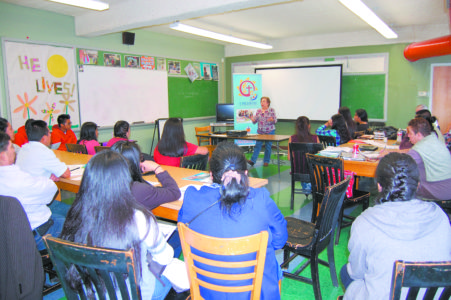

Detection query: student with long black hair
xmin=316 ymin=114 xmax=351 ymax=145
xmin=339 ymin=106 xmax=356 ymax=138
xmin=154 ymin=118 xmax=208 ymax=167
xmin=178 ymin=142 xmax=287 ymax=299
xmin=60 ymin=151 xmax=175 ymax=299
xmin=77 ymin=122 xmax=100 ymax=155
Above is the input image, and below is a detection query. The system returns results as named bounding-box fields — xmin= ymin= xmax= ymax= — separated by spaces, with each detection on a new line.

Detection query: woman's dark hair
xmin=331 ymin=114 xmax=351 ymax=144
xmin=60 ymin=150 xmax=156 ymax=294
xmin=295 ymin=116 xmax=313 ymax=142
xmin=338 ymin=106 xmax=356 ymax=137
xmin=113 ymin=120 xmax=130 ymax=139
xmin=210 ymin=142 xmax=249 ymax=215
xmin=78 ymin=122 xmax=98 ymax=143
xmin=111 ymin=141 xmax=145 ymax=183
xmin=375 ymin=152 xmax=419 ymax=204
xmin=157 ymin=118 xmax=186 ymax=157
xmin=415 ymin=109 xmax=438 ymax=134
xmin=355 ymin=109 xmax=368 ymax=123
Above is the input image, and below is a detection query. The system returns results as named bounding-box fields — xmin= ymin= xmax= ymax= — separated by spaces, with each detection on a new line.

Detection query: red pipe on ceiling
xmin=404 ymin=35 xmax=451 ymax=62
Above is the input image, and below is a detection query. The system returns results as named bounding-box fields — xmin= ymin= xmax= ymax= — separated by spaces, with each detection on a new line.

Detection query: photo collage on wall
xmin=77 ymin=48 xmax=218 ymax=82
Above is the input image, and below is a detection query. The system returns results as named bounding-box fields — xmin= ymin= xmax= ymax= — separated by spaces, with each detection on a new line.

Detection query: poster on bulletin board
xmin=3 ymin=41 xmax=79 ymax=130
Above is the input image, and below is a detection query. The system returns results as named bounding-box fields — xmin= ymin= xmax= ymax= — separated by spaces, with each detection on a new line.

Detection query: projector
xmin=226 ymin=130 xmax=247 ymax=137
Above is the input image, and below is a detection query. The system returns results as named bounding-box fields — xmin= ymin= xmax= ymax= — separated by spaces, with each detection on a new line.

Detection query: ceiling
xmin=2 ymin=0 xmax=449 ymax=56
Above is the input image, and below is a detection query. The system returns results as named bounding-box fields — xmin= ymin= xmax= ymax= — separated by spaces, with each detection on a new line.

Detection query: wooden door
xmin=432 ymin=65 xmax=451 ymax=134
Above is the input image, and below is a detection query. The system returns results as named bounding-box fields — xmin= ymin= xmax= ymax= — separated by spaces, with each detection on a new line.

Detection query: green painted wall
xmin=225 ymin=44 xmax=451 ymax=131
xmin=0 ymin=2 xmax=224 ymax=153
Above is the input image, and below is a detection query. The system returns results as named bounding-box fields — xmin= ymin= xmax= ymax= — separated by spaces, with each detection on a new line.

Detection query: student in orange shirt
xmin=51 ymin=114 xmax=77 ymax=151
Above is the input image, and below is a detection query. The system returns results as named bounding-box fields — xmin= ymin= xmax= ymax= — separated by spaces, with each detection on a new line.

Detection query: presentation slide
xmin=256 ymin=65 xmax=342 ymax=121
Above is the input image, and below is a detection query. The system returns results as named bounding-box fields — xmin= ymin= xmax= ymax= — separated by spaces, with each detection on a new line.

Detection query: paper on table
xmin=68 ymin=164 xmax=85 ymax=179
xmin=157 ymin=222 xmax=177 ymax=241
xmin=178 ymin=184 xmax=203 ymax=202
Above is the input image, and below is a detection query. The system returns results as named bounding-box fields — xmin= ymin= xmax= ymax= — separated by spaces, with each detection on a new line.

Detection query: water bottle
xmin=397 ymin=128 xmax=403 ymax=143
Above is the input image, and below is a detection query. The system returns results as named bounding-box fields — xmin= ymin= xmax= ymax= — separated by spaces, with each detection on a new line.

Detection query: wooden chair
xmin=281 ymin=177 xmax=350 ymax=300
xmin=289 ymin=142 xmax=324 ymax=210
xmin=318 ymin=135 xmax=337 ymax=148
xmin=94 ymin=145 xmax=111 ymax=153
xmin=390 ymin=260 xmax=451 ymax=300
xmin=205 ymin=144 xmax=217 ymax=159
xmin=177 ymin=222 xmax=268 ymax=300
xmin=306 ymin=154 xmax=370 ymax=245
xmin=42 ymin=235 xmax=141 ymax=300
xmin=195 ymin=126 xmax=212 ymax=146
xmin=66 ymin=143 xmax=88 ymax=154
xmin=180 ymin=154 xmax=209 ymax=170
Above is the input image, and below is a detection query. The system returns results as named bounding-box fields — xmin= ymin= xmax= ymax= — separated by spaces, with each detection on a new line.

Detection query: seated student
xmin=406 ymin=117 xmax=451 ymax=200
xmin=77 ymin=122 xmax=100 ymax=155
xmin=339 ymin=106 xmax=356 ymax=139
xmin=106 ymin=120 xmax=131 ymax=147
xmin=0 ymin=132 xmax=65 ymax=250
xmin=354 ymin=108 xmax=369 ymax=132
xmin=178 ymin=142 xmax=288 ymax=300
xmin=288 ymin=116 xmax=318 ymax=159
xmin=111 ymin=141 xmax=181 ymax=210
xmin=13 ymin=118 xmax=34 ymax=147
xmin=51 ymin=114 xmax=77 ymax=151
xmin=154 ymin=118 xmax=208 ymax=167
xmin=111 ymin=141 xmax=182 ymax=258
xmin=341 ymin=152 xmax=451 ymax=300
xmin=60 ymin=151 xmax=175 ymax=299
xmin=316 ymin=114 xmax=351 ymax=145
xmin=0 ymin=117 xmax=20 ymax=154
xmin=16 ymin=120 xmax=70 ymax=180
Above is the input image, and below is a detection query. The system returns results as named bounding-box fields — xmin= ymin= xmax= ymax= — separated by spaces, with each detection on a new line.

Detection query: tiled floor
xmin=44 ymin=151 xmax=377 ymax=300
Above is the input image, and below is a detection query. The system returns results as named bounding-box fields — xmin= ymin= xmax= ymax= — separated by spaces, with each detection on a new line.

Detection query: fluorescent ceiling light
xmin=339 ymin=0 xmax=397 ymax=39
xmin=170 ymin=22 xmax=273 ymax=50
xmin=48 ymin=0 xmax=109 ymax=11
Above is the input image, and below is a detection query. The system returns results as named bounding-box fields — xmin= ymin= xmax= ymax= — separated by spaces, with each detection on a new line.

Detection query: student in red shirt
xmin=51 ymin=114 xmax=77 ymax=151
xmin=154 ymin=118 xmax=208 ymax=167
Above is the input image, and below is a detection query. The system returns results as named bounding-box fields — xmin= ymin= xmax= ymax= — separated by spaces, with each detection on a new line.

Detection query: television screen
xmin=216 ymin=104 xmax=234 ymax=123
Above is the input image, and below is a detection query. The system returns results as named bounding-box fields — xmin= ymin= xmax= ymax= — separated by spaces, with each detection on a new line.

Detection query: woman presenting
xmin=248 ymin=96 xmax=277 ymax=167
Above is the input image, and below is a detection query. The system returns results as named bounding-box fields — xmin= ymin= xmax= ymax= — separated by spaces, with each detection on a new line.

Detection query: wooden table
xmin=196 ymin=133 xmax=290 ymax=175
xmin=340 ymin=140 xmax=400 ymax=178
xmin=53 ymin=150 xmax=268 ymax=221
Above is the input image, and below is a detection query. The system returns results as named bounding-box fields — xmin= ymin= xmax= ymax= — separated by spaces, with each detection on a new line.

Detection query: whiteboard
xmin=78 ymin=65 xmax=168 ymax=127
xmin=255 ymin=65 xmax=342 ymax=121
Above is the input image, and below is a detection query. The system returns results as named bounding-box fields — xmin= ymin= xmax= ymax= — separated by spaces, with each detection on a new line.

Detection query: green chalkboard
xmin=341 ymin=74 xmax=385 ymax=120
xmin=168 ymin=77 xmax=218 ymax=118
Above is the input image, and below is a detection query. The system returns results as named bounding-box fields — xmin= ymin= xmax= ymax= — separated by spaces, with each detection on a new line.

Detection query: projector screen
xmin=255 ymin=65 xmax=342 ymax=121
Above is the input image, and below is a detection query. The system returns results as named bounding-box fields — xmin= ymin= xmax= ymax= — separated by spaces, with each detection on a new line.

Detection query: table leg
xmin=277 ymin=141 xmax=281 ymax=178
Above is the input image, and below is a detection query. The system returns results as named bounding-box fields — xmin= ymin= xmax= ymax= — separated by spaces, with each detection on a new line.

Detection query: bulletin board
xmin=3 ymin=40 xmax=79 ymax=129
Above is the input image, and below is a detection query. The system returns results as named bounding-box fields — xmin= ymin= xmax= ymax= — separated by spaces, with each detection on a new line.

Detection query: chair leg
xmin=327 ymin=237 xmax=338 ymax=287
xmin=310 ymin=255 xmax=322 ymax=300
xmin=335 ymin=207 xmax=344 ymax=245
xmin=311 ymin=200 xmax=318 ymax=223
xmin=290 ymin=180 xmax=295 ymax=210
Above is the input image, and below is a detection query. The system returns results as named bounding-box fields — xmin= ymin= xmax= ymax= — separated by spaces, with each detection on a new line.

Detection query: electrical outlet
xmin=418 ymin=91 xmax=428 ymax=97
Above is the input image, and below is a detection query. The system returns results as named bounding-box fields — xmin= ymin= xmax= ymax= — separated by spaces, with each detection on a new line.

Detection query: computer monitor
xmin=216 ymin=104 xmax=234 ymax=123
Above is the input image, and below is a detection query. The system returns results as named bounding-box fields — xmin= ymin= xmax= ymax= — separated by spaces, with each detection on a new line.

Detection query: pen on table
xmin=70 ymin=167 xmax=80 ymax=172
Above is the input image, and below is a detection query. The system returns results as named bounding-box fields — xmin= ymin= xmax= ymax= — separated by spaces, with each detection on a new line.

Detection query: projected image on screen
xmin=255 ymin=65 xmax=342 ymax=121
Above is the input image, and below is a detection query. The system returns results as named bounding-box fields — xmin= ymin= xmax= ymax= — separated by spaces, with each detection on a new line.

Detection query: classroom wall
xmin=0 ymin=2 xmax=224 ymax=153
xmin=225 ymin=44 xmax=451 ymax=131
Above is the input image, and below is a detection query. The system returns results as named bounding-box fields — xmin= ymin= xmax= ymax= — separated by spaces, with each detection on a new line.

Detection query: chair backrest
xmin=306 ymin=154 xmax=345 ymax=223
xmin=318 ymin=135 xmax=337 ymax=147
xmin=94 ymin=146 xmax=111 ymax=153
xmin=390 ymin=260 xmax=451 ymax=300
xmin=313 ymin=177 xmax=350 ymax=252
xmin=180 ymin=154 xmax=209 ymax=170
xmin=43 ymin=235 xmax=141 ymax=300
xmin=177 ymin=222 xmax=268 ymax=300
xmin=0 ymin=195 xmax=45 ymax=300
xmin=66 ymin=143 xmax=88 ymax=154
xmin=195 ymin=126 xmax=211 ymax=146
xmin=289 ymin=142 xmax=324 ymax=181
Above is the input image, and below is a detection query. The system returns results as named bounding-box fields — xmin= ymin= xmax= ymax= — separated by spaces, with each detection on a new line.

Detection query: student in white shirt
xmin=0 ymin=132 xmax=64 ymax=250
xmin=16 ymin=120 xmax=70 ymax=180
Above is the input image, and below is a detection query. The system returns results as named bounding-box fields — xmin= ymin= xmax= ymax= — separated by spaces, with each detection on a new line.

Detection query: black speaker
xmin=122 ymin=32 xmax=135 ymax=45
